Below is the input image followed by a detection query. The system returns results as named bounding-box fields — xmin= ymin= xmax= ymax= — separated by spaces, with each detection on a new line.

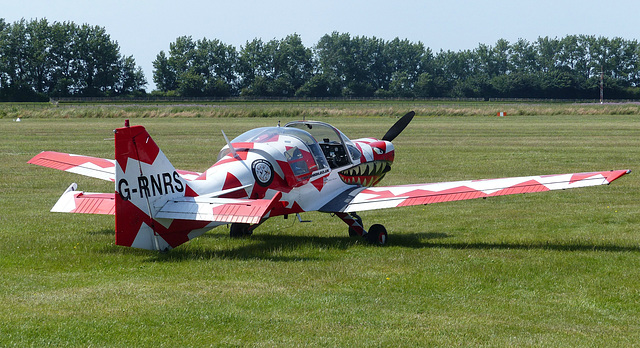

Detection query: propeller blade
xmin=382 ymin=111 xmax=415 ymax=141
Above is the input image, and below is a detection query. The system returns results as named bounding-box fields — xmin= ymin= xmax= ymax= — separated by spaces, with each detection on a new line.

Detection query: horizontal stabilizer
xmin=51 ymin=183 xmax=115 ymax=215
xmin=155 ymin=192 xmax=283 ymax=224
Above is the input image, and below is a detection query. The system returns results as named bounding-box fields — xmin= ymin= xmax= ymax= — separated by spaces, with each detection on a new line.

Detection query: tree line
xmin=0 ymin=18 xmax=146 ymax=101
xmin=2 ymin=18 xmax=639 ymax=101
xmin=154 ymin=33 xmax=640 ymax=99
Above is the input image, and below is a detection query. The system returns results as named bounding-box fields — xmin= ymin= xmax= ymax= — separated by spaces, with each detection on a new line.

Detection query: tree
xmin=117 ymin=55 xmax=147 ymax=94
xmin=536 ymin=36 xmax=561 ymax=73
xmin=388 ymin=71 xmax=414 ymax=97
xmin=153 ymin=36 xmax=237 ymax=96
xmin=192 ymin=37 xmax=237 ymax=95
xmin=275 ymin=34 xmax=314 ymax=96
xmin=152 ymin=50 xmax=177 ymax=92
xmin=295 ymin=73 xmax=341 ymax=97
xmin=509 ymin=38 xmax=538 ymax=73
xmin=414 ymin=72 xmax=435 ymax=97
xmin=316 ymin=33 xmax=430 ymax=97
xmin=71 ymin=24 xmax=122 ymax=96
xmin=0 ymin=19 xmax=147 ymax=100
xmin=48 ymin=21 xmax=76 ymax=97
xmin=1 ymin=19 xmax=30 ymax=98
xmin=382 ymin=38 xmax=431 ymax=96
xmin=315 ymin=32 xmax=352 ymax=95
xmin=237 ymin=38 xmax=272 ymax=95
xmin=237 ymin=34 xmax=313 ymax=97
xmin=316 ymin=32 xmax=383 ymax=97
xmin=23 ymin=18 xmax=52 ymax=94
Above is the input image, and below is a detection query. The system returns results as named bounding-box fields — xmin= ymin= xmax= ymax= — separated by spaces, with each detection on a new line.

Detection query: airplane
xmin=28 ymin=111 xmax=630 ymax=251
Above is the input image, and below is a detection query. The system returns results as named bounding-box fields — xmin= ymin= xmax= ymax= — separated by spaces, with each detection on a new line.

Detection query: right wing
xmin=321 ymin=170 xmax=631 ymax=213
xmin=28 ymin=151 xmax=117 ymax=182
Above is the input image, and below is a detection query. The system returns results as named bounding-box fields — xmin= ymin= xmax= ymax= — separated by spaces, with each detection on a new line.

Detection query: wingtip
xmin=605 ymin=169 xmax=631 ymax=183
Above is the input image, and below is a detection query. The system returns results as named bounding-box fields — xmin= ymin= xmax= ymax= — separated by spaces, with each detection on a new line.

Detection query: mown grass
xmin=1 ymin=112 xmax=638 ymax=346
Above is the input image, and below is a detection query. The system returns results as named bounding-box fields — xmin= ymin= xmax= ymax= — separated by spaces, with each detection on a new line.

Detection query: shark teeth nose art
xmin=339 ymin=160 xmax=392 ymax=187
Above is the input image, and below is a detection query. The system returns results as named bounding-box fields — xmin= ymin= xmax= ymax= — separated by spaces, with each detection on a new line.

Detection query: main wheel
xmin=230 ymin=223 xmax=252 ymax=238
xmin=366 ymin=224 xmax=388 ymax=246
xmin=348 ymin=213 xmax=363 ymax=237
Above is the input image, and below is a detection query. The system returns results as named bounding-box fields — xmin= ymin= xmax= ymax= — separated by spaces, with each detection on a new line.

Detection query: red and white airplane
xmin=28 ymin=112 xmax=630 ymax=251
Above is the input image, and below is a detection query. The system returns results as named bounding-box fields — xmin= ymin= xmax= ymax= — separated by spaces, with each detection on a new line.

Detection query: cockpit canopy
xmin=285 ymin=121 xmax=361 ymax=168
xmin=217 ymin=122 xmax=363 ymax=188
xmin=218 ymin=126 xmax=330 ymax=174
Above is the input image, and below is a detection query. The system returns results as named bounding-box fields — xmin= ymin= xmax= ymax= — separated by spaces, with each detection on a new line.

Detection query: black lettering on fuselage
xmin=162 ymin=172 xmax=174 ymax=194
xmin=119 ymin=171 xmax=185 ymax=200
xmin=138 ymin=176 xmax=150 ymax=199
xmin=150 ymin=174 xmax=162 ymax=196
xmin=174 ymin=171 xmax=184 ymax=192
xmin=118 ymin=178 xmax=131 ymax=201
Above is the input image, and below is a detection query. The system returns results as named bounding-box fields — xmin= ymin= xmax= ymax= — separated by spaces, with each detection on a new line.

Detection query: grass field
xmin=1 ymin=112 xmax=639 ymax=346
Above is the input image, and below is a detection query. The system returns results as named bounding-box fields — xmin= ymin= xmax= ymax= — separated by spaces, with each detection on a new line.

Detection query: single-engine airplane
xmin=28 ymin=112 xmax=630 ymax=251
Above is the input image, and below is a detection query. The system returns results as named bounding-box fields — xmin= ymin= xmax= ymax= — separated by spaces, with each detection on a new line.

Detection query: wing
xmin=28 ymin=151 xmax=117 ymax=181
xmin=155 ymin=192 xmax=283 ymax=224
xmin=320 ymin=170 xmax=630 ymax=213
xmin=28 ymin=151 xmax=202 ymax=181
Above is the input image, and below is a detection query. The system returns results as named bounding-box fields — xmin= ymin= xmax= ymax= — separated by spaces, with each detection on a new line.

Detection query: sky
xmin=4 ymin=0 xmax=640 ymax=91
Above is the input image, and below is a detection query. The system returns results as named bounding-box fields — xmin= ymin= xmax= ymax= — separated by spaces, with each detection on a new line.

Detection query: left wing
xmin=321 ymin=170 xmax=630 ymax=213
xmin=28 ymin=151 xmax=202 ymax=181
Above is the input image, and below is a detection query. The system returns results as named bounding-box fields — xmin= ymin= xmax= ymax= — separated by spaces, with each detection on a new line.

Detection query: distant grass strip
xmin=2 ymin=100 xmax=640 ymax=119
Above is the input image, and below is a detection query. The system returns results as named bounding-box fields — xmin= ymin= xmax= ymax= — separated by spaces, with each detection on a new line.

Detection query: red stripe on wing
xmin=28 ymin=151 xmax=114 ymax=171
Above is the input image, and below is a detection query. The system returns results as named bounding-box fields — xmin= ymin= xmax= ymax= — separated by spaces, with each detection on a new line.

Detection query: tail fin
xmin=114 ymin=124 xmax=201 ymax=251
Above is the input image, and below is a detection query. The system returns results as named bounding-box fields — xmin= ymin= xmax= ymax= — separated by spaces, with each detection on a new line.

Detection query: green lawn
xmin=1 ymin=113 xmax=638 ymax=347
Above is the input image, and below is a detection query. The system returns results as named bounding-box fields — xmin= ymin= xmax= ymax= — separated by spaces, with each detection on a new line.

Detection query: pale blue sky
xmin=4 ymin=0 xmax=640 ymax=90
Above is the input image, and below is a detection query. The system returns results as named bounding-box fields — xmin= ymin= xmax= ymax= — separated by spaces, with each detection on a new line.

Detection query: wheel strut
xmin=334 ymin=212 xmax=387 ymax=245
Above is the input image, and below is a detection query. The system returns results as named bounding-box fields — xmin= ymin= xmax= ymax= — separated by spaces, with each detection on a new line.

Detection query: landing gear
xmin=366 ymin=224 xmax=388 ymax=246
xmin=335 ymin=212 xmax=388 ymax=246
xmin=229 ymin=223 xmax=253 ymax=238
xmin=348 ymin=213 xmax=363 ymax=237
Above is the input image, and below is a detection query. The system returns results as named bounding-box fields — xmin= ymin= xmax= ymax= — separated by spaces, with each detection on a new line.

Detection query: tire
xmin=366 ymin=224 xmax=388 ymax=246
xmin=230 ymin=223 xmax=251 ymax=238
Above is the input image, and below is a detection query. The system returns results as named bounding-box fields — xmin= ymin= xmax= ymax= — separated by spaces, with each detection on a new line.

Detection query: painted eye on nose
xmin=373 ymin=147 xmax=384 ymax=155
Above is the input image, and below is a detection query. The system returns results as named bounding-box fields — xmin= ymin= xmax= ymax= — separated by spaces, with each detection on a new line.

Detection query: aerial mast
xmin=600 ymin=65 xmax=604 ymax=104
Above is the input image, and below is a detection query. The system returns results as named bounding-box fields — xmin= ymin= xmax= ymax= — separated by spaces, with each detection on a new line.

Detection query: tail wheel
xmin=366 ymin=224 xmax=387 ymax=246
xmin=230 ymin=223 xmax=252 ymax=238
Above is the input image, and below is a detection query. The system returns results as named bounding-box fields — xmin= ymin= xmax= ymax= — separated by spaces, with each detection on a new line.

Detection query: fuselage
xmin=186 ymin=121 xmax=396 ymax=216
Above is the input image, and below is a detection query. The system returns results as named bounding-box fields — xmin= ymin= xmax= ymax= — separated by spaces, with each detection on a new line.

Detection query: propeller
xmin=382 ymin=111 xmax=415 ymax=142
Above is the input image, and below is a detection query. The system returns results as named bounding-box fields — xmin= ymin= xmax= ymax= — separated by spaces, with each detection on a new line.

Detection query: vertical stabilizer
xmin=114 ymin=124 xmax=195 ymax=251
